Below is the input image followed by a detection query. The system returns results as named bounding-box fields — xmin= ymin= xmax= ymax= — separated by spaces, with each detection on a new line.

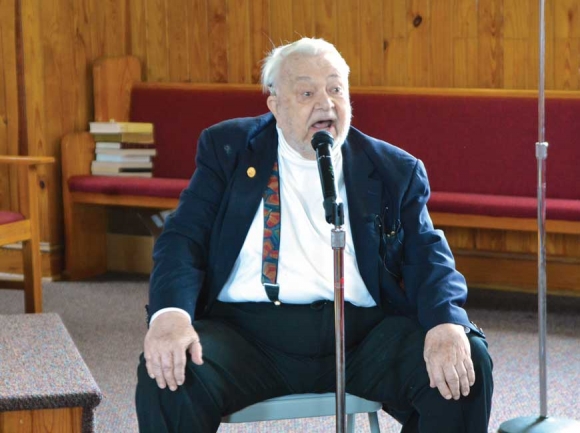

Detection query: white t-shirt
xmin=217 ymin=127 xmax=374 ymax=306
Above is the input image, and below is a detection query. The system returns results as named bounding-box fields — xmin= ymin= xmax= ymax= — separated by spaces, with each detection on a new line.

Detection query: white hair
xmin=260 ymin=38 xmax=350 ymax=95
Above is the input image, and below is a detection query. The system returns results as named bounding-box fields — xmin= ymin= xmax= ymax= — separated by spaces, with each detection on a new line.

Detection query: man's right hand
xmin=144 ymin=311 xmax=203 ymax=391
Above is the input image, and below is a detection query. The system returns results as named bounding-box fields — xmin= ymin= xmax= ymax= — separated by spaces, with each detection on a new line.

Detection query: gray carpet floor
xmin=1 ymin=274 xmax=579 ymax=432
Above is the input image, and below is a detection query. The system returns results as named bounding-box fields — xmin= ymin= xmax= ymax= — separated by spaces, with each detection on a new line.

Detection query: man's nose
xmin=315 ymin=91 xmax=335 ymax=110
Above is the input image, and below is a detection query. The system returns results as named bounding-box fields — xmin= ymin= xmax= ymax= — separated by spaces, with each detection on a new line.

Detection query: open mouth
xmin=310 ymin=120 xmax=335 ymax=131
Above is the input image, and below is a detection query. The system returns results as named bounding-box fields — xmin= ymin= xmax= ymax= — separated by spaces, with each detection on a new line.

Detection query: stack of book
xmin=89 ymin=121 xmax=156 ymax=177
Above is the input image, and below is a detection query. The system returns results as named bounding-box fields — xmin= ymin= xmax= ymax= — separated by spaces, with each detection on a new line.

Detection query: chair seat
xmin=0 ymin=211 xmax=24 ymax=225
xmin=222 ymin=392 xmax=382 ymax=423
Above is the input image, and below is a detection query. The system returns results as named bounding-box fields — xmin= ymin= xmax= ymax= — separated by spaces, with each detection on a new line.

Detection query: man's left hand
xmin=424 ymin=323 xmax=475 ymax=400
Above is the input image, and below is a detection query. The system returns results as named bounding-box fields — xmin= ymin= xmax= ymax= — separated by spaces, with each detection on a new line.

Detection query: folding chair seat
xmin=222 ymin=392 xmax=381 ymax=433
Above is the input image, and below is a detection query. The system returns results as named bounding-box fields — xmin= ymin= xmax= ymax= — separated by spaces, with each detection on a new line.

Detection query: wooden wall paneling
xmin=227 ymin=0 xmax=251 ymax=83
xmin=71 ymin=0 xmax=96 ymax=130
xmin=0 ymin=0 xmax=19 ymax=212
xmin=268 ymin=0 xmax=293 ymax=47
xmin=452 ymin=0 xmax=478 ymax=88
xmin=208 ymin=0 xmax=228 ymax=82
xmin=313 ymin=0 xmax=336 ymax=44
xmin=39 ymin=0 xmax=78 ymax=245
xmin=93 ymin=56 xmax=141 ymax=122
xmin=382 ymin=0 xmax=408 ymax=86
xmin=128 ymin=0 xmax=148 ymax=74
xmin=554 ymin=5 xmax=580 ymax=91
xmin=475 ymin=229 xmax=507 ymax=252
xmin=144 ymin=0 xmax=169 ymax=81
xmin=188 ymin=0 xmax=210 ymax=83
xmin=337 ymin=0 xmax=360 ymax=86
xmin=104 ymin=0 xmax=128 ymax=56
xmin=249 ymin=0 xmax=270 ymax=84
xmin=87 ymin=0 xmax=106 ymax=59
xmin=360 ymin=0 xmax=383 ymax=86
xmin=430 ymin=1 xmax=454 ymax=87
xmin=167 ymin=0 xmax=191 ymax=82
xmin=477 ymin=0 xmax=504 ymax=88
xmin=407 ymin=0 xmax=431 ymax=87
xmin=440 ymin=226 xmax=476 ymax=250
xmin=20 ymin=0 xmax=52 ymax=243
xmin=291 ymin=0 xmax=314 ymax=40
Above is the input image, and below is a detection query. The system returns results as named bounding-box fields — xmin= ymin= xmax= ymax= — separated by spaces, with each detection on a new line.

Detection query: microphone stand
xmin=499 ymin=0 xmax=580 ymax=431
xmin=327 ymin=200 xmax=346 ymax=433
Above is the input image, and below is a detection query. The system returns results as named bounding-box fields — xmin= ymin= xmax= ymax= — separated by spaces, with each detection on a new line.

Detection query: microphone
xmin=311 ymin=130 xmax=338 ymax=223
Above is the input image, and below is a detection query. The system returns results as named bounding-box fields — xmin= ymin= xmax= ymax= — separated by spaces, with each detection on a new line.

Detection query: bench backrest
xmin=130 ymin=84 xmax=580 ymax=200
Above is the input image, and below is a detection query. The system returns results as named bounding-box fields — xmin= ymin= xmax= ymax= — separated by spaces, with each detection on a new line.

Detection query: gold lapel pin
xmin=247 ymin=167 xmax=256 ymax=178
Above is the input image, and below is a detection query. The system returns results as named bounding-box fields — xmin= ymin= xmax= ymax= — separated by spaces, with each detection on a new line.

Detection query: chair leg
xmin=347 ymin=413 xmax=355 ymax=433
xmin=21 ymin=238 xmax=42 ymax=313
xmin=368 ymin=411 xmax=381 ymax=433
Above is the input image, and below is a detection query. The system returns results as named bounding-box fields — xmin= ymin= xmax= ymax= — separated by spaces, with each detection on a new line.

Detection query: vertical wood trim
xmin=15 ymin=0 xmax=28 ymax=157
xmin=313 ymin=0 xmax=336 ymax=44
xmin=0 ymin=0 xmax=20 ymax=212
xmin=208 ymin=0 xmax=228 ymax=82
xmin=360 ymin=0 xmax=383 ymax=86
xmin=249 ymin=0 xmax=270 ymax=84
xmin=188 ymin=0 xmax=210 ymax=83
xmin=337 ymin=0 xmax=360 ymax=86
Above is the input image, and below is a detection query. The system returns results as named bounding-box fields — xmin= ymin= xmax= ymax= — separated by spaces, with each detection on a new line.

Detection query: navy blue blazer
xmin=149 ymin=113 xmax=481 ymax=335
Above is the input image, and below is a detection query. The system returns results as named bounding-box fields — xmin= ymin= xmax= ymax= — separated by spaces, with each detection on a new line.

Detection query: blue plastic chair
xmin=222 ymin=392 xmax=381 ymax=432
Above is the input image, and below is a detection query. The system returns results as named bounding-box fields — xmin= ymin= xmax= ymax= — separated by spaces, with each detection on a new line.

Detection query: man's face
xmin=267 ymin=52 xmax=351 ymax=158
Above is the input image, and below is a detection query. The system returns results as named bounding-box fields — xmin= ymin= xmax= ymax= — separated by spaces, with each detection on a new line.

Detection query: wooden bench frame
xmin=61 ymin=56 xmax=580 ymax=295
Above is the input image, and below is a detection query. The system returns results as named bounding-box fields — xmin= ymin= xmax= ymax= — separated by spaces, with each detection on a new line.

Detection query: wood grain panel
xmin=431 ymin=1 xmax=454 ymax=87
xmin=360 ymin=0 xmax=383 ymax=86
xmin=208 ymin=0 xmax=228 ymax=82
xmin=248 ymin=0 xmax=270 ymax=84
xmin=453 ymin=38 xmax=478 ymax=88
xmin=292 ymin=0 xmax=313 ymax=40
xmin=167 ymin=0 xmax=190 ymax=81
xmin=144 ymin=0 xmax=169 ymax=81
xmin=188 ymin=0 xmax=209 ymax=82
xmin=382 ymin=0 xmax=408 ymax=87
xmin=407 ymin=0 xmax=431 ymax=87
xmin=0 ymin=407 xmax=82 ymax=433
xmin=337 ymin=0 xmax=360 ymax=86
xmin=269 ymin=0 xmax=293 ymax=46
xmin=453 ymin=0 xmax=477 ymax=38
xmin=128 ymin=0 xmax=147 ymax=70
xmin=313 ymin=0 xmax=336 ymax=44
xmin=227 ymin=0 xmax=251 ymax=83
xmin=477 ymin=0 xmax=504 ymax=88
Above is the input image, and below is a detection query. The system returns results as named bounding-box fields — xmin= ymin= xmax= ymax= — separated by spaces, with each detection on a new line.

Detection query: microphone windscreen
xmin=311 ymin=130 xmax=334 ymax=151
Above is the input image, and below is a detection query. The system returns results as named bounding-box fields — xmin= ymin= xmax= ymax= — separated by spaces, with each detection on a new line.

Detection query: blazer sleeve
xmin=148 ymin=128 xmax=227 ymax=323
xmin=399 ymin=159 xmax=474 ymax=332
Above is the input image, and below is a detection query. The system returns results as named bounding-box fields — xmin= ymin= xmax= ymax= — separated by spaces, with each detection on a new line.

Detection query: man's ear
xmin=266 ymin=95 xmax=278 ymax=118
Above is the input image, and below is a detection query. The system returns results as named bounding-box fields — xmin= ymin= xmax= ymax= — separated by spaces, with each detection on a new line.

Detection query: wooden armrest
xmin=61 ymin=132 xmax=96 ymax=181
xmin=0 ymin=156 xmax=55 ymax=165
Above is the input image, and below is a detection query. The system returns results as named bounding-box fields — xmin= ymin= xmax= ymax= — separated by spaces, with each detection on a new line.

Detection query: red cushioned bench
xmin=61 ymin=56 xmax=580 ymax=294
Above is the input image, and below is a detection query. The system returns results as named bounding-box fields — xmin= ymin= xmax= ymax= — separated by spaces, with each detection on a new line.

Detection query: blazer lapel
xmin=342 ymin=135 xmax=383 ymax=305
xmin=212 ymin=122 xmax=278 ymax=295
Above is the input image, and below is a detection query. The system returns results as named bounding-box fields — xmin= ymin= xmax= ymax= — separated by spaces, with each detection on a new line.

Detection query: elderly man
xmin=136 ymin=38 xmax=493 ymax=432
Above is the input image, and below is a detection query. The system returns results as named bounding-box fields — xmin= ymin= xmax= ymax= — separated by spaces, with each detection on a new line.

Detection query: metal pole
xmin=536 ymin=0 xmax=548 ymax=417
xmin=499 ymin=0 xmax=580 ymax=430
xmin=332 ymin=226 xmax=346 ymax=433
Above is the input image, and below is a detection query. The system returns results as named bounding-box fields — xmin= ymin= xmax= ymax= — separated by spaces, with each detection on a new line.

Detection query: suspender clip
xmin=263 ymin=282 xmax=281 ymax=306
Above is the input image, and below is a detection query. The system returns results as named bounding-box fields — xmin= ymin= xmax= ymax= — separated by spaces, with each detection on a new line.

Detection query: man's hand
xmin=424 ymin=323 xmax=475 ymax=400
xmin=144 ymin=311 xmax=203 ymax=391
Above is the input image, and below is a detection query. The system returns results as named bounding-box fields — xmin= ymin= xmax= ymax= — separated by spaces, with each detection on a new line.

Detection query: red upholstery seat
xmin=68 ymin=175 xmax=189 ymax=199
xmin=429 ymin=192 xmax=580 ymax=221
xmin=0 ymin=211 xmax=24 ymax=225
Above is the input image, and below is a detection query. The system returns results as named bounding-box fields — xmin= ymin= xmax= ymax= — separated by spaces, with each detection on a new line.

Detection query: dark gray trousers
xmin=136 ymin=301 xmax=493 ymax=432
